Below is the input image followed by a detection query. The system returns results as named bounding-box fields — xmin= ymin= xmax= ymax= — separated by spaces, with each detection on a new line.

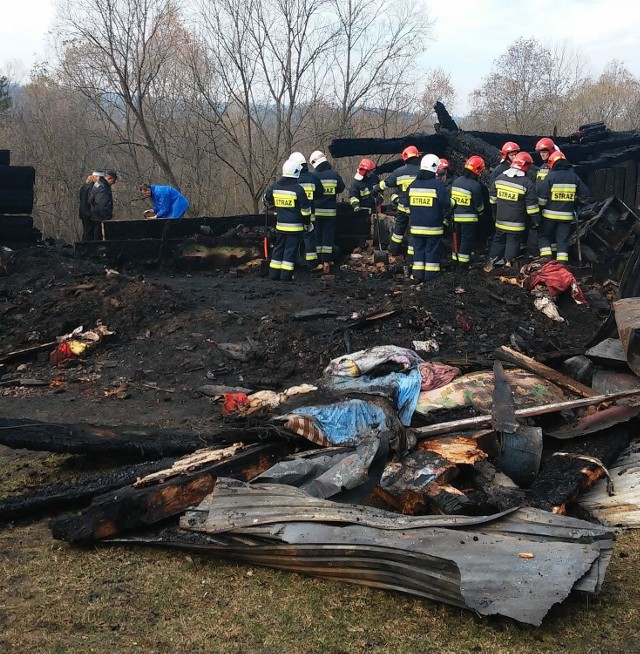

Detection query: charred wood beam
xmin=526 ymin=422 xmax=635 ymax=513
xmin=50 ymin=441 xmax=295 ymax=545
xmin=328 ymin=134 xmax=449 ymax=159
xmin=433 ymin=101 xmax=459 ymax=132
xmin=0 ymin=418 xmax=287 ymax=459
xmin=0 ymin=457 xmax=177 ymax=522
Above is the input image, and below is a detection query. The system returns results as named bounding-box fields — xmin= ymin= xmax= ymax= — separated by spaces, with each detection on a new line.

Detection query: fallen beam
xmin=494 ymin=346 xmax=597 ymax=398
xmin=50 ymin=441 xmax=295 ymax=545
xmin=0 ymin=418 xmax=279 ymax=458
xmin=413 ymin=388 xmax=640 ymax=438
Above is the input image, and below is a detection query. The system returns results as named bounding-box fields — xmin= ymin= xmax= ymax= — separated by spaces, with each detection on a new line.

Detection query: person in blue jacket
xmin=139 ymin=183 xmax=190 ymax=219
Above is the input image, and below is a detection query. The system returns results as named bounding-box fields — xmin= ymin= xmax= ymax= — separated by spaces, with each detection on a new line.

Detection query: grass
xmin=1 ymin=451 xmax=639 ymax=653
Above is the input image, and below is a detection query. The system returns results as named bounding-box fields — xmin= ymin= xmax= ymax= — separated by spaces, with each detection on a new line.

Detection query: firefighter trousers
xmin=389 ymin=210 xmax=409 ymax=255
xmin=452 ymin=222 xmax=477 ymax=264
xmin=302 ymin=221 xmax=318 ymax=264
xmin=411 ymin=235 xmax=441 ymax=281
xmin=269 ymin=231 xmax=302 ymax=280
xmin=489 ymin=227 xmax=525 ymax=262
xmin=315 ymin=218 xmax=335 ymax=263
xmin=539 ymin=219 xmax=572 ymax=263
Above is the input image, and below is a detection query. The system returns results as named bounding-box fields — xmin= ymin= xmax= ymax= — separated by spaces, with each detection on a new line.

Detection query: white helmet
xmin=282 ymin=159 xmax=302 ymax=178
xmin=289 ymin=151 xmax=306 ymax=165
xmin=420 ymin=154 xmax=441 ymax=172
xmin=309 ymin=150 xmax=327 ymax=167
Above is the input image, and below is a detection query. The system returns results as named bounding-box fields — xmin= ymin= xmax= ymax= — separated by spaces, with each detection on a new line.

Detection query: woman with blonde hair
xmin=79 ymin=171 xmax=102 ymax=241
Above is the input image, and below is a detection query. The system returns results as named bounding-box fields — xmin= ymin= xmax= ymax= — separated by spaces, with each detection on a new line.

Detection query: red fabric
xmin=419 ymin=363 xmax=461 ymax=391
xmin=221 ymin=392 xmax=250 ymax=416
xmin=522 ymin=261 xmax=587 ymax=303
xmin=49 ymin=343 xmax=74 ymax=366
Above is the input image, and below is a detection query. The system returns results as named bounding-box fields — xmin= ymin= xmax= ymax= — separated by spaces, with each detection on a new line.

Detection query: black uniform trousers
xmin=315 ymin=218 xmax=335 ymax=263
xmin=411 ymin=235 xmax=441 ymax=281
xmin=389 ymin=210 xmax=409 ymax=255
xmin=452 ymin=222 xmax=477 ymax=264
xmin=539 ymin=219 xmax=572 ymax=262
xmin=269 ymin=231 xmax=302 ymax=281
xmin=81 ymin=219 xmax=95 ymax=242
xmin=489 ymin=228 xmax=525 ymax=261
xmin=302 ymin=219 xmax=317 ymax=263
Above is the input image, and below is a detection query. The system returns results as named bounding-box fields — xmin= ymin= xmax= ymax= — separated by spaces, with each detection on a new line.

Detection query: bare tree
xmin=421 ymin=68 xmax=456 ymax=115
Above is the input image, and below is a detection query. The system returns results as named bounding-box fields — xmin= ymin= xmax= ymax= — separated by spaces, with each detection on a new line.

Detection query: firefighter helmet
xmin=436 ymin=158 xmax=451 ymax=173
xmin=500 ymin=141 xmax=520 ymax=158
xmin=464 ymin=155 xmax=486 ymax=175
xmin=535 ymin=137 xmax=555 ymax=152
xmin=309 ymin=150 xmax=327 ymax=167
xmin=289 ymin=151 xmax=306 ymax=165
xmin=358 ymin=158 xmax=376 ymax=174
xmin=420 ymin=154 xmax=441 ymax=172
xmin=282 ymin=159 xmax=302 ymax=178
xmin=548 ymin=150 xmax=566 ymax=169
xmin=510 ymin=152 xmax=533 ymax=172
xmin=402 ymin=145 xmax=420 ymax=161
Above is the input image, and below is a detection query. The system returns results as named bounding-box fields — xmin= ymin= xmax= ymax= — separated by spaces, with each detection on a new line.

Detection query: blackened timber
xmin=0 ymin=417 xmax=284 ymax=458
xmin=50 ymin=441 xmax=295 ymax=545
xmin=526 ymin=422 xmax=635 ymax=513
xmin=328 ymin=134 xmax=449 ymax=159
xmin=0 ymin=457 xmax=177 ymax=522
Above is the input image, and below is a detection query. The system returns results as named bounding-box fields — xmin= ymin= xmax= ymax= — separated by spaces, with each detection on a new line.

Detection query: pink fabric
xmin=419 ymin=362 xmax=461 ymax=391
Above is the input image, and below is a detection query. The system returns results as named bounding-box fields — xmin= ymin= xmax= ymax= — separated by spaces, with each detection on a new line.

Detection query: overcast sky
xmin=1 ymin=0 xmax=639 ymax=114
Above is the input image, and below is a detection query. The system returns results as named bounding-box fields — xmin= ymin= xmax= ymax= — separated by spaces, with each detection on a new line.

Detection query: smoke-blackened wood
xmin=0 ymin=188 xmax=34 ymax=214
xmin=328 ymin=134 xmax=449 ymax=159
xmin=0 ymin=417 xmax=286 ymax=458
xmin=0 ymin=457 xmax=177 ymax=522
xmin=433 ymin=101 xmax=459 ymax=132
xmin=0 ymin=165 xmax=36 ymax=189
xmin=527 ymin=422 xmax=634 ymax=513
xmin=0 ymin=215 xmax=33 ymax=230
xmin=0 ymin=150 xmax=9 ymax=165
xmin=50 ymin=441 xmax=295 ymax=544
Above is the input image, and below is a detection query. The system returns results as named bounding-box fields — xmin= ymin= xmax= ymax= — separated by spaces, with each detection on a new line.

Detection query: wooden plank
xmin=413 ymin=388 xmax=640 ymax=438
xmin=50 ymin=442 xmax=294 ymax=544
xmin=494 ymin=346 xmax=597 ymax=398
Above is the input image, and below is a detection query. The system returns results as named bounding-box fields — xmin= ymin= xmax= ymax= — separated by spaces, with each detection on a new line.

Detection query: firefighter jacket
xmin=264 ymin=177 xmax=312 ymax=232
xmin=349 ymin=173 xmax=380 ymax=212
xmin=150 ymin=185 xmax=190 ymax=219
xmin=88 ymin=178 xmax=113 ymax=222
xmin=490 ymin=168 xmax=540 ymax=232
xmin=451 ymin=172 xmax=485 ymax=223
xmin=538 ymin=160 xmax=590 ymax=221
xmin=313 ymin=161 xmax=345 ymax=218
xmin=488 ymin=160 xmax=509 ymax=187
xmin=407 ymin=171 xmax=450 ymax=236
xmin=378 ymin=162 xmax=420 ymax=214
xmin=297 ymin=165 xmax=324 ymax=218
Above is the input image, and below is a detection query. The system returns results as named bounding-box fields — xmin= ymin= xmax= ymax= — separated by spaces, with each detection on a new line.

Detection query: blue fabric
xmin=323 ymin=368 xmax=421 ymax=426
xmin=151 ymin=185 xmax=190 ymax=218
xmin=291 ymin=399 xmax=389 ymax=446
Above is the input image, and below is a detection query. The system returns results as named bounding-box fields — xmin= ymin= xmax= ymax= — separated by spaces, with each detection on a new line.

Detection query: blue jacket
xmin=151 ymin=185 xmax=189 ymax=218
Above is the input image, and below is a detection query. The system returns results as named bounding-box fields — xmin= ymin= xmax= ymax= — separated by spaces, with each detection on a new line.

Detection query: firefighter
xmin=309 ymin=150 xmax=346 ymax=274
xmin=450 ymin=155 xmax=486 ymax=266
xmin=489 ymin=141 xmax=520 ymax=186
xmin=535 ymin=137 xmax=557 ymax=193
xmin=487 ymin=152 xmax=539 ymax=268
xmin=406 ymin=154 xmax=450 ymax=282
xmin=374 ymin=145 xmax=421 ymax=259
xmin=538 ymin=150 xmax=590 ymax=263
xmin=264 ymin=159 xmax=312 ymax=281
xmin=349 ymin=158 xmax=379 ymax=214
xmin=436 ymin=158 xmax=452 ymax=189
xmin=289 ymin=151 xmax=323 ymax=268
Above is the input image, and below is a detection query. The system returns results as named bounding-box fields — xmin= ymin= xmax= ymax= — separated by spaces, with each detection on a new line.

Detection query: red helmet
xmin=535 ymin=137 xmax=555 ymax=152
xmin=511 ymin=152 xmax=533 ymax=172
xmin=500 ymin=141 xmax=520 ymax=158
xmin=464 ymin=155 xmax=486 ymax=175
xmin=357 ymin=158 xmax=375 ymax=174
xmin=437 ymin=157 xmax=450 ymax=172
xmin=548 ymin=150 xmax=566 ymax=169
xmin=401 ymin=145 xmax=420 ymax=161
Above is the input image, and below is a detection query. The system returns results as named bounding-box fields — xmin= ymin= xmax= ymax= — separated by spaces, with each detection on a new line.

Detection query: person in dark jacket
xmin=488 ymin=141 xmax=520 ymax=187
xmin=450 ymin=156 xmax=486 ymax=266
xmin=88 ymin=169 xmax=117 ymax=241
xmin=264 ymin=159 xmax=312 ymax=281
xmin=534 ymin=137 xmax=557 ymax=194
xmin=406 ymin=154 xmax=451 ymax=282
xmin=487 ymin=153 xmax=539 ymax=268
xmin=538 ymin=151 xmax=590 ymax=263
xmin=375 ymin=145 xmax=421 ymax=259
xmin=79 ymin=171 xmax=102 ymax=242
xmin=139 ymin=183 xmax=189 ymax=219
xmin=349 ymin=158 xmax=379 ymax=214
xmin=289 ymin=151 xmax=323 ymax=267
xmin=309 ymin=150 xmax=345 ymax=274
